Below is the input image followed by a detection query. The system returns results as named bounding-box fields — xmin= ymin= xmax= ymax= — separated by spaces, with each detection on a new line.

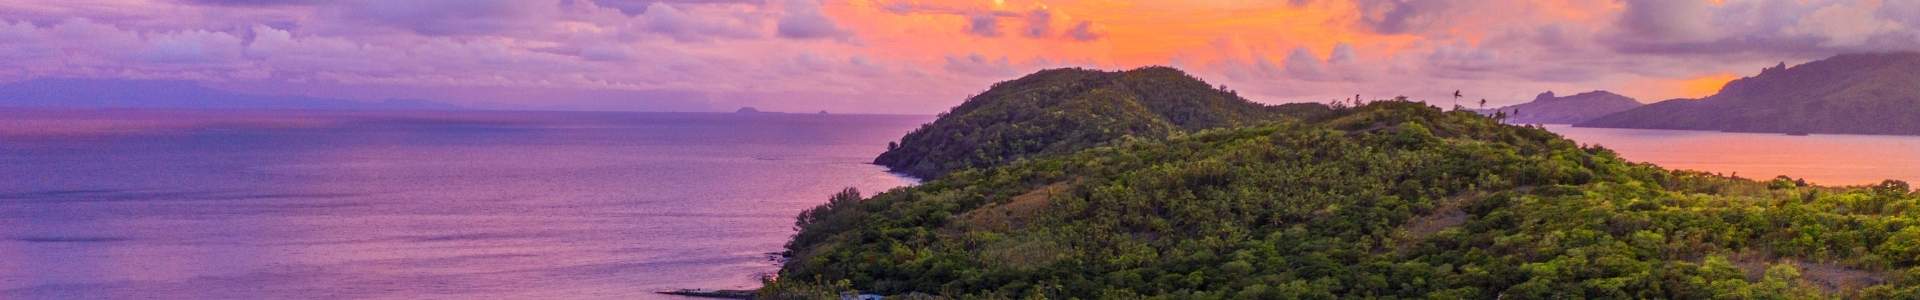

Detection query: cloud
xmin=1353 ymin=0 xmax=1452 ymax=34
xmin=1424 ymin=43 xmax=1507 ymax=79
xmin=1789 ymin=1 xmax=1907 ymax=48
xmin=1329 ymin=43 xmax=1356 ymax=64
xmin=1605 ymin=0 xmax=1920 ymax=57
xmin=966 ymin=13 xmax=1001 ymax=37
xmin=1614 ymin=0 xmax=1712 ymax=43
xmin=638 ymin=2 xmax=763 ymax=42
xmin=943 ymin=53 xmax=1015 ymax=77
xmin=1023 ymin=8 xmax=1052 ymax=38
xmin=587 ymin=0 xmax=766 ymax=14
xmin=1064 ymin=21 xmax=1102 ymax=41
xmin=141 ymin=30 xmax=246 ymax=64
xmin=2 ymin=0 xmax=1915 ymax=113
xmin=180 ymin=0 xmax=321 ymax=7
xmin=776 ymin=0 xmax=845 ymax=39
xmin=1284 ymin=47 xmax=1325 ymax=79
xmin=329 ymin=0 xmax=559 ymax=36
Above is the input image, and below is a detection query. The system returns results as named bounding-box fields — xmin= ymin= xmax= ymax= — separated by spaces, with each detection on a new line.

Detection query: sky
xmin=0 ymin=0 xmax=1915 ymax=113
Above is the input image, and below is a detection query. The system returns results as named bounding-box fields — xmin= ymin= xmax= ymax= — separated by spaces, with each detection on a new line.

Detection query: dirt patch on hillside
xmin=1403 ymin=204 xmax=1470 ymax=241
xmin=1729 ymin=251 xmax=1885 ymax=294
xmin=1392 ymin=190 xmax=1500 ymax=250
xmin=956 ymin=181 xmax=1073 ymax=232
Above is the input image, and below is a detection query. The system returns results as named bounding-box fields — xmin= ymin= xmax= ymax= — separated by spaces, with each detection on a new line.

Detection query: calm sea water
xmin=0 ymin=109 xmax=928 ymax=299
xmin=6 ymin=111 xmax=1917 ymax=299
xmin=1546 ymin=124 xmax=1920 ymax=186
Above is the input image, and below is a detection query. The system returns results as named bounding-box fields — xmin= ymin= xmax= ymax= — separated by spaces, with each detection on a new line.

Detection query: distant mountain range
xmin=0 ymin=78 xmax=459 ymax=110
xmin=1478 ymin=90 xmax=1642 ymax=124
xmin=1579 ymin=52 xmax=1920 ymax=135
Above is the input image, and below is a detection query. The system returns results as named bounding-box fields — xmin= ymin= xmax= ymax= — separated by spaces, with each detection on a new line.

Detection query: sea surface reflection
xmin=1546 ymin=124 xmax=1920 ymax=186
xmin=0 ymin=109 xmax=928 ymax=299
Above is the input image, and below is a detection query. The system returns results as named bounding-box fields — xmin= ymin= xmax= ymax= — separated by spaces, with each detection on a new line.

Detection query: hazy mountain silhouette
xmin=1579 ymin=52 xmax=1920 ymax=135
xmin=0 ymin=78 xmax=459 ymax=110
xmin=1479 ymin=90 xmax=1642 ymax=124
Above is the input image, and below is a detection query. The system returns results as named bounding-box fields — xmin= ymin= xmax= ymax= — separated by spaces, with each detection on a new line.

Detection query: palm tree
xmin=1452 ymin=90 xmax=1463 ymax=110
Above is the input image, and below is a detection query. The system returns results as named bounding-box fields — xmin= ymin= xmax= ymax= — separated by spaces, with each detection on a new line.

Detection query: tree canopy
xmin=774 ymin=68 xmax=1920 ymax=299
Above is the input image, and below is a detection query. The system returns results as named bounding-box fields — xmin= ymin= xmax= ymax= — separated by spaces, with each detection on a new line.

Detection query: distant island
xmin=1579 ymin=52 xmax=1920 ymax=135
xmin=762 ymin=66 xmax=1920 ymax=299
xmin=736 ymin=107 xmax=764 ymax=113
xmin=1479 ymin=90 xmax=1642 ymax=124
xmin=0 ymin=78 xmax=459 ymax=110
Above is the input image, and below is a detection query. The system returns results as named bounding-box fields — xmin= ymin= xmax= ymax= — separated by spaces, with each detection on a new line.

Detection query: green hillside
xmin=1579 ymin=52 xmax=1920 ymax=135
xmin=872 ymin=67 xmax=1328 ymax=179
xmin=769 ymin=68 xmax=1920 ymax=299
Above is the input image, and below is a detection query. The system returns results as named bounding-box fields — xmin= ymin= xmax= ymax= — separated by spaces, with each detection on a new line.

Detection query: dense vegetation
xmin=768 ymin=67 xmax=1920 ymax=299
xmin=1580 ymin=52 xmax=1920 ymax=135
xmin=872 ymin=67 xmax=1329 ymax=179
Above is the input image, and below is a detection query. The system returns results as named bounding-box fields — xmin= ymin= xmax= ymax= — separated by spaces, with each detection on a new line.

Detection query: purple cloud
xmin=1065 ymin=21 xmax=1101 ymax=41
xmin=776 ymin=0 xmax=846 ymax=39
xmin=1606 ymin=0 xmax=1919 ymax=58
xmin=1023 ymin=9 xmax=1051 ymax=38
xmin=966 ymin=13 xmax=1001 ymax=37
xmin=943 ymin=53 xmax=1015 ymax=77
xmin=1354 ymin=0 xmax=1453 ymax=34
xmin=179 ymin=0 xmax=320 ymax=7
xmin=639 ymin=2 xmax=763 ymax=42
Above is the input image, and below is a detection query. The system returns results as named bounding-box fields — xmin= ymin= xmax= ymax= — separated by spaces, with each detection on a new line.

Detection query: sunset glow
xmin=0 ymin=0 xmax=1915 ymax=112
xmin=1676 ymin=73 xmax=1741 ymax=99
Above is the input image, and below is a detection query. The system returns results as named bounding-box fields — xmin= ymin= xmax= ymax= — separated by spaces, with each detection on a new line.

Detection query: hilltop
xmin=1482 ymin=90 xmax=1642 ymax=124
xmin=872 ymin=66 xmax=1328 ymax=179
xmin=769 ymin=68 xmax=1920 ymax=299
xmin=1580 ymin=52 xmax=1920 ymax=135
xmin=0 ymin=78 xmax=458 ymax=110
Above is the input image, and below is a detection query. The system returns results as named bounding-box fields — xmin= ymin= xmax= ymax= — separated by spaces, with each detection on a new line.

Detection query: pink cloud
xmin=0 ymin=0 xmax=1911 ymax=114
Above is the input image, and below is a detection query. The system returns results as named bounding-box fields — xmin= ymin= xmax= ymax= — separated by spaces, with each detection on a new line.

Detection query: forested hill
xmin=773 ymin=100 xmax=1920 ymax=297
xmin=1579 ymin=52 xmax=1920 ymax=135
xmin=872 ymin=66 xmax=1329 ymax=179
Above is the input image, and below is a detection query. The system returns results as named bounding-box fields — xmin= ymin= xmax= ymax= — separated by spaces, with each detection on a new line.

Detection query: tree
xmin=1875 ymin=180 xmax=1911 ymax=196
xmin=1453 ymin=90 xmax=1463 ymax=110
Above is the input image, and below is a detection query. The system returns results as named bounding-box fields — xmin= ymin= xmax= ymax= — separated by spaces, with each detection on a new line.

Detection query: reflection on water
xmin=0 ymin=110 xmax=928 ymax=299
xmin=1546 ymin=124 xmax=1920 ymax=186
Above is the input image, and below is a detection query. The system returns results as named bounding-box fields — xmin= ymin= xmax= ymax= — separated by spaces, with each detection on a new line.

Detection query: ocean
xmin=0 ymin=109 xmax=928 ymax=299
xmin=1545 ymin=124 xmax=1920 ymax=186
xmin=5 ymin=110 xmax=1918 ymax=299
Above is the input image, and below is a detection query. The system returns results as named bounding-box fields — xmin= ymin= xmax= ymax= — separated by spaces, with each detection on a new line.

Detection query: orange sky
xmin=817 ymin=0 xmax=1773 ymax=107
xmin=0 ymin=0 xmax=1907 ymax=112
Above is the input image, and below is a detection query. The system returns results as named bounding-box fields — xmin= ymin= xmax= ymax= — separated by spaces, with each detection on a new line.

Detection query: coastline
xmin=661 ymin=163 xmax=923 ymax=298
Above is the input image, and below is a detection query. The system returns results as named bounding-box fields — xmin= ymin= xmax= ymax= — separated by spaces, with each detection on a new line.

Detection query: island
xmin=1479 ymin=90 xmax=1642 ymax=124
xmin=756 ymin=66 xmax=1920 ymax=299
xmin=1579 ymin=52 xmax=1920 ymax=135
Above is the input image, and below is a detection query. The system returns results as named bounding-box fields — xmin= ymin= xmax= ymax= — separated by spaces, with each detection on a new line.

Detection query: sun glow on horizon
xmin=1678 ymin=73 xmax=1740 ymax=99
